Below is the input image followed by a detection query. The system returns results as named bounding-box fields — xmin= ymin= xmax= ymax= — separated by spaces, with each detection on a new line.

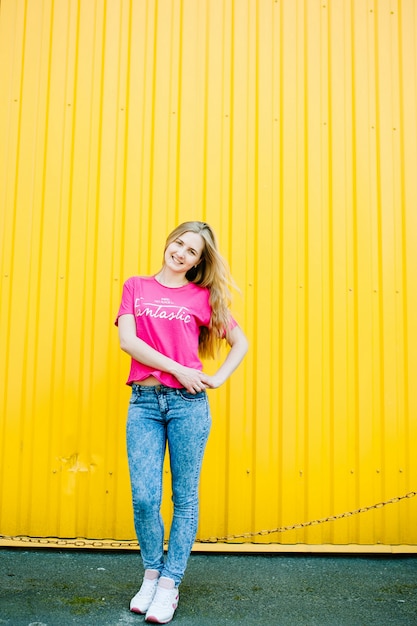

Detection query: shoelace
xmin=153 ymin=588 xmax=177 ymax=608
xmin=138 ymin=579 xmax=157 ymax=599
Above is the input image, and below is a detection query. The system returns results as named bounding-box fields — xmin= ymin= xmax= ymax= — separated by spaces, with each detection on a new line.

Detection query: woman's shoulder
xmin=188 ymin=280 xmax=209 ymax=292
xmin=187 ymin=282 xmax=210 ymax=298
xmin=123 ymin=275 xmax=151 ymax=286
xmin=188 ymin=283 xmax=211 ymax=311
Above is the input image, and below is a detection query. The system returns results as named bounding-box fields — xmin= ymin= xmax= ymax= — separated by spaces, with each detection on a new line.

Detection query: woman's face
xmin=164 ymin=231 xmax=205 ymax=275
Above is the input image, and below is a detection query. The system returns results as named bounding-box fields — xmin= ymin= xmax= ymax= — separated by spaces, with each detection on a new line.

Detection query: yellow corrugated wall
xmin=1 ymin=0 xmax=416 ymax=550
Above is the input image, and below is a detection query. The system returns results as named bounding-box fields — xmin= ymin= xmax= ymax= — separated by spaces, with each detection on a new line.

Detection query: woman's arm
xmin=117 ymin=314 xmax=208 ymax=392
xmin=202 ymin=325 xmax=249 ymax=389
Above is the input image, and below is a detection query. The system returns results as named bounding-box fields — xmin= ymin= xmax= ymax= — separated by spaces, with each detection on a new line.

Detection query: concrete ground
xmin=0 ymin=548 xmax=416 ymax=625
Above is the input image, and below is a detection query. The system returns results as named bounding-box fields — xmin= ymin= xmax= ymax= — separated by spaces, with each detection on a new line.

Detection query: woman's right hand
xmin=172 ymin=365 xmax=208 ymax=394
xmin=118 ymin=315 xmax=210 ymax=393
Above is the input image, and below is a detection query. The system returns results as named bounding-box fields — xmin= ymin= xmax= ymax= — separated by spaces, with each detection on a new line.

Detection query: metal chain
xmin=0 ymin=491 xmax=415 ymax=548
xmin=199 ymin=490 xmax=417 ymax=543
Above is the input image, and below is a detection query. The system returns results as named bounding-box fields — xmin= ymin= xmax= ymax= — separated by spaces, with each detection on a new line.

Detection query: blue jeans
xmin=126 ymin=383 xmax=211 ymax=586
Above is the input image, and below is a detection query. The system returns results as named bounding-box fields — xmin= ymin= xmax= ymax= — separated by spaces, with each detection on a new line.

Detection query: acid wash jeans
xmin=126 ymin=383 xmax=211 ymax=587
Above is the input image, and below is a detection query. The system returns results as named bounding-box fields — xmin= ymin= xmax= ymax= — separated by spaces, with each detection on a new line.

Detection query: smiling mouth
xmin=171 ymin=255 xmax=184 ymax=265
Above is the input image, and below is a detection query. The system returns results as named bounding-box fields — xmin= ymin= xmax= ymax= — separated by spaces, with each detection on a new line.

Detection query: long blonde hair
xmin=163 ymin=221 xmax=235 ymax=359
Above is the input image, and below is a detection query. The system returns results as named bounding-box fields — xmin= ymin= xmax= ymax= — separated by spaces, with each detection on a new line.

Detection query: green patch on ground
xmin=379 ymin=583 xmax=417 ymax=596
xmin=62 ymin=595 xmax=104 ymax=615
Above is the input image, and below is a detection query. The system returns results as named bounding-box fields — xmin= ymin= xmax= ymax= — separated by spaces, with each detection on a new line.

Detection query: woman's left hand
xmin=200 ymin=374 xmax=223 ymax=389
xmin=201 ymin=326 xmax=248 ymax=390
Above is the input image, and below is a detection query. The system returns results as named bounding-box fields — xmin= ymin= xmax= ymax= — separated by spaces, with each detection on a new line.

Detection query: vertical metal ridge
xmin=0 ymin=0 xmax=416 ymax=548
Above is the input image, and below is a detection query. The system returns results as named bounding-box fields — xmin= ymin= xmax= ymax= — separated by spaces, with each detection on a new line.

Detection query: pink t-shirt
xmin=115 ymin=275 xmax=236 ymax=388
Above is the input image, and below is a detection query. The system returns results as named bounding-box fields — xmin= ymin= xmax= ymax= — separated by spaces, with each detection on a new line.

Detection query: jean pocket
xmin=129 ymin=388 xmax=141 ymax=404
xmin=177 ymin=389 xmax=207 ymax=402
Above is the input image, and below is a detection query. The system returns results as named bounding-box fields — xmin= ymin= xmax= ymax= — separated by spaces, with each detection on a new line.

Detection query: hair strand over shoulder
xmin=163 ymin=221 xmax=237 ymax=359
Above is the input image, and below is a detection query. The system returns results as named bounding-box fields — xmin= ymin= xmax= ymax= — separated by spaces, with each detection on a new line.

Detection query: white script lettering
xmin=136 ymin=303 xmax=192 ymax=324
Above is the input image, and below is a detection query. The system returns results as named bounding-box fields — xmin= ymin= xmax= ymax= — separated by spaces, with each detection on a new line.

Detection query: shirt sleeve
xmin=220 ymin=313 xmax=238 ymax=337
xmin=114 ymin=278 xmax=135 ymax=326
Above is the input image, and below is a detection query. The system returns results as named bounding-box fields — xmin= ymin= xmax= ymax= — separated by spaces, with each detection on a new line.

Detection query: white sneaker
xmin=130 ymin=578 xmax=159 ymax=614
xmin=145 ymin=585 xmax=179 ymax=624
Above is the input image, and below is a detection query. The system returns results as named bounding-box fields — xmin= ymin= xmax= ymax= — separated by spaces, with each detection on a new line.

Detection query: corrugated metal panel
xmin=0 ymin=0 xmax=416 ymax=549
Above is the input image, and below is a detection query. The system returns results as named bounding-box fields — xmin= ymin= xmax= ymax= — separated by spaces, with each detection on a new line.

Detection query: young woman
xmin=116 ymin=221 xmax=248 ymax=624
